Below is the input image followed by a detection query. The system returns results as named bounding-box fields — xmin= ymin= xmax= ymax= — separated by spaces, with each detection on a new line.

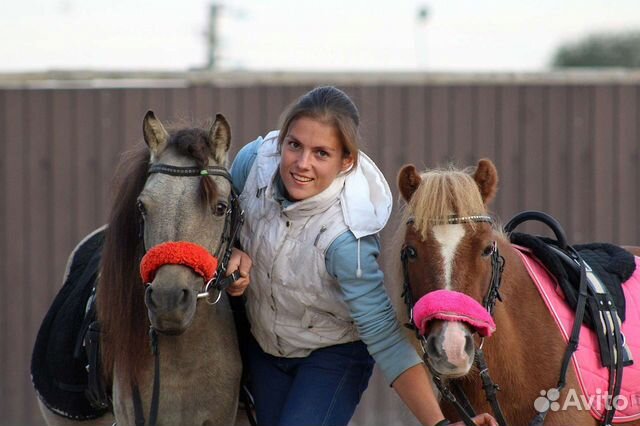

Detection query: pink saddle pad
xmin=514 ymin=246 xmax=640 ymax=423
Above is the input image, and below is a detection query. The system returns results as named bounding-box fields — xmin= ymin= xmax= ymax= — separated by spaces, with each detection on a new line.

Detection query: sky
xmin=2 ymin=0 xmax=640 ymax=73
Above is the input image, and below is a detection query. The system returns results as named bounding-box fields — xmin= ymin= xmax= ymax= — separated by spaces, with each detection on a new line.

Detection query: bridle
xmin=400 ymin=214 xmax=508 ymax=426
xmin=131 ymin=162 xmax=244 ymax=426
xmin=400 ymin=215 xmax=504 ymax=326
xmin=144 ymin=163 xmax=244 ymax=303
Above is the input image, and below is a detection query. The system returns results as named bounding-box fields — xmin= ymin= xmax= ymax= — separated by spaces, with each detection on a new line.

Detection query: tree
xmin=551 ymin=31 xmax=640 ymax=68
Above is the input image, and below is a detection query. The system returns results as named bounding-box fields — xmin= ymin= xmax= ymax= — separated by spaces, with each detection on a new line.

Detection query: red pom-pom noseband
xmin=140 ymin=241 xmax=218 ymax=284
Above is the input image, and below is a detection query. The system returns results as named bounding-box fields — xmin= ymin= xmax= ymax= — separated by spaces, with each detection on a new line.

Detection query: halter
xmin=132 ymin=162 xmax=245 ymax=426
xmin=400 ymin=214 xmax=508 ymax=426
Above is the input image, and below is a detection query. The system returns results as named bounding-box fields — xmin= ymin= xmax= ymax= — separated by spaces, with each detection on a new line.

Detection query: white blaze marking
xmin=442 ymin=322 xmax=471 ymax=367
xmin=432 ymin=223 xmax=465 ymax=290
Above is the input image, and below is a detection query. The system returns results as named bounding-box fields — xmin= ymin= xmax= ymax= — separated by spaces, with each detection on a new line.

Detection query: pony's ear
xmin=143 ymin=110 xmax=169 ymax=160
xmin=473 ymin=158 xmax=499 ymax=205
xmin=397 ymin=164 xmax=422 ymax=202
xmin=208 ymin=113 xmax=231 ymax=164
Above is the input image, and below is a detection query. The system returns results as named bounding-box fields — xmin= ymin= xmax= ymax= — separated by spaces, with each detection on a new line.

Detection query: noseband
xmin=400 ymin=214 xmax=508 ymax=426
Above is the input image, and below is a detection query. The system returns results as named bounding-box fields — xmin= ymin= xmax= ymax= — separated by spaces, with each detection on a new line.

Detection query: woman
xmin=226 ymin=86 xmax=495 ymax=426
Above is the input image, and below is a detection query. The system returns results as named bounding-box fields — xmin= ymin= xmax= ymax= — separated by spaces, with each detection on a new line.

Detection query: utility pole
xmin=415 ymin=4 xmax=430 ymax=69
xmin=207 ymin=3 xmax=220 ymax=70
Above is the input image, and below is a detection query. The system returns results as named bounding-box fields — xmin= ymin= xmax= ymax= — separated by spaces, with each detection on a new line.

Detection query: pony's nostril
xmin=181 ymin=288 xmax=190 ymax=304
xmin=465 ymin=334 xmax=474 ymax=354
xmin=426 ymin=335 xmax=442 ymax=357
xmin=145 ymin=286 xmax=156 ymax=309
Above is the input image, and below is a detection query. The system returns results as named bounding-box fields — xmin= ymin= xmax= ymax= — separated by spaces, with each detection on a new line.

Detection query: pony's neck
xmin=113 ymin=296 xmax=241 ymax=424
xmin=457 ymin=239 xmax=570 ymax=423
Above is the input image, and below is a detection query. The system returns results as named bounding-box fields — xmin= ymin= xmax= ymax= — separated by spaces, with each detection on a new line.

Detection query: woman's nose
xmin=297 ymin=151 xmax=311 ymax=169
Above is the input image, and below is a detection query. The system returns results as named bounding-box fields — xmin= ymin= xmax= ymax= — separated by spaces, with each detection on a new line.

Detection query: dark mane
xmin=97 ymin=127 xmax=220 ymax=387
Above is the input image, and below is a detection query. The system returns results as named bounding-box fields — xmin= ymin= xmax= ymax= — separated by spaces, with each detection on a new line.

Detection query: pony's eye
xmin=214 ymin=201 xmax=228 ymax=217
xmin=481 ymin=243 xmax=495 ymax=257
xmin=404 ymin=246 xmax=418 ymax=259
xmin=136 ymin=199 xmax=147 ymax=217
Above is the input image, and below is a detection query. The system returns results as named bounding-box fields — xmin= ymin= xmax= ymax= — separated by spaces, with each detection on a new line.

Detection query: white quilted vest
xmin=238 ymin=131 xmax=392 ymax=357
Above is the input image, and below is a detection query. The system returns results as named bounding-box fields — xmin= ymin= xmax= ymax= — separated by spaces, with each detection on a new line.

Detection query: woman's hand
xmin=450 ymin=413 xmax=497 ymax=426
xmin=225 ymin=248 xmax=252 ymax=296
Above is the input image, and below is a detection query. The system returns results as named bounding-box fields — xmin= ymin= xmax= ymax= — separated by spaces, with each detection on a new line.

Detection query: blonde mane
xmin=402 ymin=166 xmax=488 ymax=240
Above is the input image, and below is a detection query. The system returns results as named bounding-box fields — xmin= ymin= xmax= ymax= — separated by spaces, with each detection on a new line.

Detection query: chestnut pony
xmin=35 ymin=112 xmax=242 ymax=426
xmin=390 ymin=159 xmax=640 ymax=426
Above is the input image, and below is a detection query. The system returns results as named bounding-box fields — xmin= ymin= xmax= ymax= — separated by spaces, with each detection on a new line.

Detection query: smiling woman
xmin=227 ymin=86 xmax=496 ymax=426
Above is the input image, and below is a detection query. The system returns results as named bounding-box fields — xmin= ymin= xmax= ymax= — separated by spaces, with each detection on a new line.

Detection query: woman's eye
xmin=317 ymin=150 xmax=329 ymax=158
xmin=288 ymin=140 xmax=301 ymax=150
xmin=214 ymin=202 xmax=228 ymax=217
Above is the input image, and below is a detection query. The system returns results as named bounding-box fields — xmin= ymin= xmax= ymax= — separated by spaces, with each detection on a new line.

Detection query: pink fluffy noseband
xmin=140 ymin=241 xmax=218 ymax=284
xmin=413 ymin=289 xmax=496 ymax=337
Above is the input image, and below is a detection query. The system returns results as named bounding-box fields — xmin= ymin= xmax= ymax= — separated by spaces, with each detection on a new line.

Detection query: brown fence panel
xmin=2 ymin=77 xmax=640 ymax=425
xmin=616 ymin=85 xmax=639 ymax=245
xmin=3 ymin=89 xmax=29 ymax=424
xmin=546 ymin=86 xmax=570 ymax=228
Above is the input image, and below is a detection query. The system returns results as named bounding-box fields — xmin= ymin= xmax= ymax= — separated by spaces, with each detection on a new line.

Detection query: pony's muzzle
xmin=144 ymin=266 xmax=199 ymax=334
xmin=424 ymin=320 xmax=475 ymax=377
xmin=413 ymin=290 xmax=494 ymax=377
xmin=145 ymin=285 xmax=192 ymax=311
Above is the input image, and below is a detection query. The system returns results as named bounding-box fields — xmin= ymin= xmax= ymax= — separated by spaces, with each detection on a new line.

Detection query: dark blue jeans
xmin=246 ymin=335 xmax=374 ymax=426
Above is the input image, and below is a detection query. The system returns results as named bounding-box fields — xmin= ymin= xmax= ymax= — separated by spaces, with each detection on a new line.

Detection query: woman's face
xmin=279 ymin=117 xmax=353 ymax=201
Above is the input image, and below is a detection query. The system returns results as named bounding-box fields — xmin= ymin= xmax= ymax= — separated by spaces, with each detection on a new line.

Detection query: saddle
xmin=31 ymin=228 xmax=109 ymax=420
xmin=510 ymin=232 xmax=633 ymax=328
xmin=506 ymin=212 xmax=635 ymax=369
xmin=505 ymin=211 xmax=636 ymax=424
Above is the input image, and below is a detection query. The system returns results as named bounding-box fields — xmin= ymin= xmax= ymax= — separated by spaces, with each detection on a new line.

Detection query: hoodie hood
xmin=255 ymin=131 xmax=392 ymax=238
xmin=341 ymin=151 xmax=393 ymax=239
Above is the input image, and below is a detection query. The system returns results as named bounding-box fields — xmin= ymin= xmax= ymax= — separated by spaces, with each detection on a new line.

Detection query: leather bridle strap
xmin=148 ymin=164 xmax=232 ymax=179
xmin=475 ymin=348 xmax=508 ymax=426
xmin=132 ymin=329 xmax=160 ymax=426
xmin=483 ymin=244 xmax=505 ymax=316
xmin=425 ymin=359 xmax=477 ymax=426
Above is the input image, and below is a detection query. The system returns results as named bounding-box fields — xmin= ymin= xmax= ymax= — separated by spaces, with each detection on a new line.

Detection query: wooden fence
xmin=1 ymin=71 xmax=639 ymax=425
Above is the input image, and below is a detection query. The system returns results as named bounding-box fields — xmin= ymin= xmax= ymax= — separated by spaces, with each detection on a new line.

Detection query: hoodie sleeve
xmin=326 ymin=231 xmax=422 ymax=384
xmin=229 ymin=136 xmax=263 ymax=194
